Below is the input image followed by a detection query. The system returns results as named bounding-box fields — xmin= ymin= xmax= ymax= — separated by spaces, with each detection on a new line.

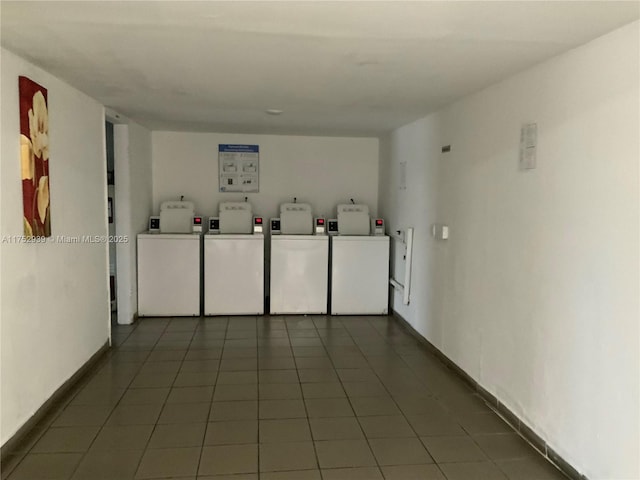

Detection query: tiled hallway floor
xmin=2 ymin=315 xmax=567 ymax=480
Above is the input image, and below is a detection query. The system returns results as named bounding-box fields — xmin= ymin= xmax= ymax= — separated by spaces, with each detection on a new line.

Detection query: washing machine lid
xmin=280 ymin=203 xmax=313 ymax=235
xmin=337 ymin=204 xmax=370 ymax=235
xmin=219 ymin=202 xmax=253 ymax=234
xmin=159 ymin=201 xmax=195 ymax=233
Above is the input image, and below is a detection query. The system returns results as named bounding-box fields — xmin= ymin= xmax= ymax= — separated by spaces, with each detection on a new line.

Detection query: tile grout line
xmin=309 ymin=315 xmax=336 ymax=480
xmin=127 ymin=317 xmax=176 ymax=480
xmin=325 ymin=316 xmax=386 ymax=478
xmin=254 ymin=315 xmax=261 ymax=477
xmin=195 ymin=316 xmax=231 ymax=478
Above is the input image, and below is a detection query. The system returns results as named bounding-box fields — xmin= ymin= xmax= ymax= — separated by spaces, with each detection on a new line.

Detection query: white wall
xmin=152 ymin=132 xmax=379 ymax=221
xmin=0 ymin=49 xmax=110 ymax=445
xmin=379 ymin=21 xmax=639 ymax=479
xmin=114 ymin=120 xmax=152 ymax=324
xmin=378 ymin=115 xmax=444 ymax=342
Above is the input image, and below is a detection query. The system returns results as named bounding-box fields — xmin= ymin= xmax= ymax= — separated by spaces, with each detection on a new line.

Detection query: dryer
xmin=330 ymin=204 xmax=389 ymax=315
xmin=204 ymin=202 xmax=264 ymax=315
xmin=270 ymin=203 xmax=328 ymax=314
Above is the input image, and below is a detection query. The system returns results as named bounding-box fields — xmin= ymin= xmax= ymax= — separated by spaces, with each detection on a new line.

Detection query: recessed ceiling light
xmin=265 ymin=109 xmax=283 ymax=116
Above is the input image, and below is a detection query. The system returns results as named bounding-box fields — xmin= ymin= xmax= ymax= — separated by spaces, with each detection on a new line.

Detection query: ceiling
xmin=2 ymin=1 xmax=638 ymax=136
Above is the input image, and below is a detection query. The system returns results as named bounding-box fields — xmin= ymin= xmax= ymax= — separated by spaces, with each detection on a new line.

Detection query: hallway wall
xmin=0 ymin=49 xmax=110 ymax=445
xmin=379 ymin=21 xmax=639 ymax=479
xmin=113 ymin=120 xmax=153 ymax=325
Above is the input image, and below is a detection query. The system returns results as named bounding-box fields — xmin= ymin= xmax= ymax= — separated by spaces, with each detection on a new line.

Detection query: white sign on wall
xmin=219 ymin=144 xmax=260 ymax=192
xmin=519 ymin=123 xmax=537 ymax=170
xmin=399 ymin=160 xmax=407 ymax=190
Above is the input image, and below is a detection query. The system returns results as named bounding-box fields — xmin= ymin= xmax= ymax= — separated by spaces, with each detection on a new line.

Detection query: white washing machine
xmin=270 ymin=203 xmax=328 ymax=314
xmin=137 ymin=201 xmax=202 ymax=316
xmin=330 ymin=204 xmax=390 ymax=315
xmin=204 ymin=202 xmax=264 ymax=315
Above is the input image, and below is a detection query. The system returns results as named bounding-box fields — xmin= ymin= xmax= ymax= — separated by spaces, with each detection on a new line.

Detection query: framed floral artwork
xmin=19 ymin=76 xmax=51 ymax=237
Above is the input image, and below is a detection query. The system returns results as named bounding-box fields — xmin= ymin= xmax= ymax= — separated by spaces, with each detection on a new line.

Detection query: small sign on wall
xmin=519 ymin=123 xmax=537 ymax=170
xmin=219 ymin=144 xmax=259 ymax=192
xmin=399 ymin=161 xmax=407 ymax=190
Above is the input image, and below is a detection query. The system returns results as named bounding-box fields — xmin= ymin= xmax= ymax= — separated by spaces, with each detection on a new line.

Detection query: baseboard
xmin=391 ymin=310 xmax=586 ymax=480
xmin=0 ymin=341 xmax=111 ymax=460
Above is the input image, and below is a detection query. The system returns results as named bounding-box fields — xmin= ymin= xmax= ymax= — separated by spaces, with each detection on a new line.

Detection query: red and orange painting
xmin=19 ymin=76 xmax=51 ymax=237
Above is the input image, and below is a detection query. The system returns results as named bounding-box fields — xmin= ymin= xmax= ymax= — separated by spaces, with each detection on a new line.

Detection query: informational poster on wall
xmin=218 ymin=144 xmax=260 ymax=192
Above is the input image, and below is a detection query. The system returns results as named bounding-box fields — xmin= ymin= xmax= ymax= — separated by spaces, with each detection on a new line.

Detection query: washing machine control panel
xmin=208 ymin=217 xmax=220 ymax=234
xmin=192 ymin=216 xmax=203 ymax=234
xmin=270 ymin=218 xmax=281 ymax=235
xmin=315 ymin=218 xmax=326 ymax=235
xmin=149 ymin=216 xmax=160 ymax=233
xmin=253 ymin=217 xmax=264 ymax=234
xmin=373 ymin=218 xmax=385 ymax=236
xmin=327 ymin=219 xmax=338 ymax=235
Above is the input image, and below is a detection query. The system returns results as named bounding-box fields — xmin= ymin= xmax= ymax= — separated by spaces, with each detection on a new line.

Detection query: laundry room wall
xmin=0 ymin=48 xmax=110 ymax=446
xmin=379 ymin=21 xmax=639 ymax=479
xmin=151 ymin=132 xmax=379 ymax=221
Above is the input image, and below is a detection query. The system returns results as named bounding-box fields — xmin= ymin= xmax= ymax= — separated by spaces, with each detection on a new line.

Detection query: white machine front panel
xmin=331 ymin=236 xmax=390 ymax=315
xmin=336 ymin=204 xmax=370 ymax=236
xmin=137 ymin=234 xmax=201 ymax=316
xmin=270 ymin=236 xmax=329 ymax=314
xmin=204 ymin=235 xmax=264 ymax=315
xmin=159 ymin=201 xmax=195 ymax=233
xmin=219 ymin=202 xmax=253 ymax=234
xmin=280 ymin=203 xmax=313 ymax=235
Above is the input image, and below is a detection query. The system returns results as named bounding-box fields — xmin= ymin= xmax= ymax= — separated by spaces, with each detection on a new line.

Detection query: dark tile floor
xmin=2 ymin=315 xmax=568 ymax=479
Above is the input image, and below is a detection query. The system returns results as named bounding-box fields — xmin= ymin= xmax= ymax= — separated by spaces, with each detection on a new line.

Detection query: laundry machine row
xmin=138 ymin=200 xmax=264 ymax=317
xmin=137 ymin=200 xmax=389 ymax=317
